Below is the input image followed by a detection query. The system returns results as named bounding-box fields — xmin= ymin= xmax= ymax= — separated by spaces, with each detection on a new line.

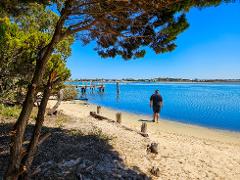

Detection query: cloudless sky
xmin=67 ymin=3 xmax=240 ymax=80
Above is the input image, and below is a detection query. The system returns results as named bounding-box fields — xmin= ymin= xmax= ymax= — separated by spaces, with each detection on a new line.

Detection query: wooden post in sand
xmin=141 ymin=122 xmax=147 ymax=134
xmin=116 ymin=82 xmax=120 ymax=94
xmin=116 ymin=113 xmax=122 ymax=124
xmin=97 ymin=106 xmax=101 ymax=114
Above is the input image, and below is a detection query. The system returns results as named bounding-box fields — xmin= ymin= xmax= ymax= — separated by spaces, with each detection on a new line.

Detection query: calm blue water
xmin=70 ymin=82 xmax=240 ymax=132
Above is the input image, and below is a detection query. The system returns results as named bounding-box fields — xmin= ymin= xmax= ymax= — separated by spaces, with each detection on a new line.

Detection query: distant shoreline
xmin=116 ymin=81 xmax=240 ymax=84
xmin=66 ymin=79 xmax=240 ymax=84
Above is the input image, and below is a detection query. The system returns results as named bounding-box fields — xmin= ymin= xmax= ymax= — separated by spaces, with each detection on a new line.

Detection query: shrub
xmin=62 ymin=86 xmax=77 ymax=101
xmin=0 ymin=104 xmax=21 ymax=118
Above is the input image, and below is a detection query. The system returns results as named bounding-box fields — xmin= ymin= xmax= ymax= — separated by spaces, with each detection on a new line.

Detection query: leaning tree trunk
xmin=48 ymin=89 xmax=64 ymax=116
xmin=20 ymin=78 xmax=52 ymax=179
xmin=4 ymin=15 xmax=66 ymax=180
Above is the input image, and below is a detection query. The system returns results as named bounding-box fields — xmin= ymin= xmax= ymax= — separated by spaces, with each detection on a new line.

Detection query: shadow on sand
xmin=0 ymin=123 xmax=150 ymax=180
xmin=138 ymin=119 xmax=154 ymax=123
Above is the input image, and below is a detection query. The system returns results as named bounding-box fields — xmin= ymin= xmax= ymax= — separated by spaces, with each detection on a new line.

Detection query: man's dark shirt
xmin=150 ymin=93 xmax=163 ymax=107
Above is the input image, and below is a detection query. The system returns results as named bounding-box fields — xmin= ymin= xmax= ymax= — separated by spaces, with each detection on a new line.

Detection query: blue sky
xmin=67 ymin=3 xmax=240 ymax=80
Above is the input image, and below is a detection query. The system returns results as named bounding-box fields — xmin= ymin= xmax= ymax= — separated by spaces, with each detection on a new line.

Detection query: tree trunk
xmin=4 ymin=14 xmax=66 ymax=180
xmin=20 ymin=78 xmax=52 ymax=179
xmin=48 ymin=89 xmax=63 ymax=116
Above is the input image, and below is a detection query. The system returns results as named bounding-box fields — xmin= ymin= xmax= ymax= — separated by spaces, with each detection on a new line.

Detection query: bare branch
xmin=65 ymin=19 xmax=98 ymax=36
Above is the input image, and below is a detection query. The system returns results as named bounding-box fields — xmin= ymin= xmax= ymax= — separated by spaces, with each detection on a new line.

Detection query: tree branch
xmin=65 ymin=19 xmax=98 ymax=36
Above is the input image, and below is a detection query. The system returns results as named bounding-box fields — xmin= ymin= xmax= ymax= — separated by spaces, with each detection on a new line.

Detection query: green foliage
xmin=0 ymin=0 xmax=230 ymax=61
xmin=89 ymin=126 xmax=115 ymax=142
xmin=41 ymin=54 xmax=71 ymax=94
xmin=0 ymin=17 xmax=50 ymax=102
xmin=0 ymin=104 xmax=38 ymax=120
xmin=46 ymin=55 xmax=71 ymax=81
xmin=0 ymin=0 xmax=53 ymax=17
xmin=55 ymin=0 xmax=226 ymax=60
xmin=68 ymin=127 xmax=115 ymax=142
xmin=55 ymin=114 xmax=68 ymax=128
xmin=14 ymin=4 xmax=59 ymax=33
xmin=62 ymin=86 xmax=77 ymax=101
xmin=55 ymin=35 xmax=75 ymax=60
xmin=0 ymin=104 xmax=21 ymax=118
xmin=68 ymin=129 xmax=84 ymax=136
xmin=0 ymin=4 xmax=73 ymax=104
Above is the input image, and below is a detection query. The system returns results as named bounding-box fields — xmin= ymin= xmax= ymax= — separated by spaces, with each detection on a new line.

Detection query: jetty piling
xmin=116 ymin=81 xmax=120 ymax=94
xmin=73 ymin=82 xmax=105 ymax=94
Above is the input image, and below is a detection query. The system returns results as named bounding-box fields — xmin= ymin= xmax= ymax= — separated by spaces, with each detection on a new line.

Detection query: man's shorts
xmin=153 ymin=105 xmax=161 ymax=113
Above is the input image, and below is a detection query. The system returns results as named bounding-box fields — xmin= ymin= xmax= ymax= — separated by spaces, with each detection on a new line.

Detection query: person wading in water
xmin=150 ymin=90 xmax=163 ymax=122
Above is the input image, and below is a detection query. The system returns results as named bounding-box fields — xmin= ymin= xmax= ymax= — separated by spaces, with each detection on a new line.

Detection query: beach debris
xmin=147 ymin=142 xmax=158 ymax=154
xmin=150 ymin=166 xmax=160 ymax=177
xmin=97 ymin=106 xmax=101 ymax=114
xmin=90 ymin=111 xmax=108 ymax=120
xmin=116 ymin=113 xmax=122 ymax=124
xmin=90 ymin=111 xmax=115 ymax=123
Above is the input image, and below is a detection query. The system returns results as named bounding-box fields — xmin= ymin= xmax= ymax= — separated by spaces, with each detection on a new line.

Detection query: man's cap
xmin=155 ymin=89 xmax=159 ymax=93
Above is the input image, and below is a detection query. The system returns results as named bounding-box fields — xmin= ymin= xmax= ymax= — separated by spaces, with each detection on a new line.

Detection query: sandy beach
xmin=48 ymin=100 xmax=240 ymax=179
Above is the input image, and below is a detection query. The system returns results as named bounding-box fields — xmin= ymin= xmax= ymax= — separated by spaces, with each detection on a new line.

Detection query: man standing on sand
xmin=150 ymin=90 xmax=163 ymax=122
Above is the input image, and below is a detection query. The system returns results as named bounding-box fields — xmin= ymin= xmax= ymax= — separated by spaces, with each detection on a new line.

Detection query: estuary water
xmin=71 ymin=82 xmax=240 ymax=132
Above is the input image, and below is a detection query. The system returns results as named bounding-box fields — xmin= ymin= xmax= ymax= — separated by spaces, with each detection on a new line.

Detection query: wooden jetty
xmin=74 ymin=84 xmax=105 ymax=89
xmin=68 ymin=81 xmax=120 ymax=94
xmin=72 ymin=84 xmax=105 ymax=93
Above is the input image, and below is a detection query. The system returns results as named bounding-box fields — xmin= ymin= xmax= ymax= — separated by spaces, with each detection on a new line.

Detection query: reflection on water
xmin=116 ymin=93 xmax=120 ymax=103
xmin=73 ymin=82 xmax=240 ymax=132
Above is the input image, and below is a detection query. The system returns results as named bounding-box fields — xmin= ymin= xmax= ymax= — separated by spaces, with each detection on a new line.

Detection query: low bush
xmin=62 ymin=86 xmax=77 ymax=101
xmin=0 ymin=104 xmax=21 ymax=118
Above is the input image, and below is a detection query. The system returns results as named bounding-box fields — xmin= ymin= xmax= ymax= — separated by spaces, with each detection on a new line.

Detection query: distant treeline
xmin=67 ymin=78 xmax=240 ymax=83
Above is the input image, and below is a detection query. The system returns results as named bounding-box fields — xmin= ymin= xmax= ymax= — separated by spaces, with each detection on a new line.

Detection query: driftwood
xmin=48 ymin=89 xmax=63 ymax=116
xmin=89 ymin=112 xmax=115 ymax=123
xmin=90 ymin=111 xmax=109 ymax=121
